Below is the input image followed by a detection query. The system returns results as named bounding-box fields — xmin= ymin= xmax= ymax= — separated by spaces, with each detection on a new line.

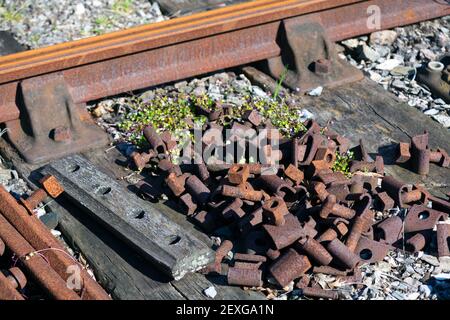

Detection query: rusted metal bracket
xmin=266 ymin=19 xmax=363 ymax=93
xmin=4 ymin=74 xmax=108 ymax=164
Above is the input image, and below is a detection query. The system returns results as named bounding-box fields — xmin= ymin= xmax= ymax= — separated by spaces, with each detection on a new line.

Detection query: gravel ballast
xmin=0 ymin=0 xmax=166 ymax=49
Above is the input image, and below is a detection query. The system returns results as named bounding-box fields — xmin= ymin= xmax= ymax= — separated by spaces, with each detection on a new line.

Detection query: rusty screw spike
xmin=320 ymin=195 xmax=356 ymax=219
xmin=20 ymin=189 xmax=48 ymax=215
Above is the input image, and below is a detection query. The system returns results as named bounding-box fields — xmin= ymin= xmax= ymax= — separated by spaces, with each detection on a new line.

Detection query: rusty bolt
xmin=222 ymin=184 xmax=263 ymax=202
xmin=320 ymin=195 xmax=356 ymax=220
xmin=312 ymin=266 xmax=348 ymax=276
xmin=130 ymin=150 xmax=155 ymax=170
xmin=39 ymin=174 xmax=64 ymax=198
xmin=160 ymin=131 xmax=178 ymax=151
xmin=314 ymin=147 xmax=336 ymax=166
xmin=375 ymin=192 xmax=395 ymax=212
xmin=395 ymin=142 xmax=411 ymax=164
xmin=215 ymin=240 xmax=233 ymax=264
xmin=143 ymin=125 xmax=167 ymax=154
xmin=346 ymin=210 xmax=374 ymax=252
xmin=315 ymin=59 xmax=331 ymax=74
xmin=234 ymin=253 xmax=267 ymax=264
xmin=20 ymin=189 xmax=48 ymax=215
xmin=309 ymin=160 xmax=331 ymax=177
xmin=430 ymin=148 xmax=450 ymax=168
xmin=266 ymin=248 xmax=281 ymax=260
xmin=7 ymin=267 xmax=27 ymax=290
xmin=311 ymin=181 xmax=329 ymax=202
xmin=262 ymin=196 xmax=289 ymax=226
xmin=165 ymin=172 xmax=190 ymax=197
xmin=242 ymin=109 xmax=262 ymax=127
xmin=405 ymin=233 xmax=427 ymax=253
xmin=437 ymin=223 xmax=450 ymax=257
xmin=327 ymin=238 xmax=360 ymax=270
xmin=297 ymin=236 xmax=333 ymax=266
xmin=223 ymin=198 xmax=246 ymax=220
xmin=284 ymin=164 xmax=304 ymax=185
xmin=179 ymin=193 xmax=197 ymax=216
xmin=401 ymin=189 xmax=425 ymax=204
xmin=317 ymin=228 xmax=339 ymax=243
xmin=269 ymin=249 xmax=311 ymax=288
xmin=228 ymin=164 xmax=250 ymax=185
xmin=227 ymin=267 xmax=262 ymax=287
xmin=301 ymin=286 xmax=339 ymax=300
xmin=192 ymin=210 xmax=217 ymax=233
xmin=51 ymin=126 xmax=71 ymax=142
xmin=295 ymin=275 xmax=311 ymax=289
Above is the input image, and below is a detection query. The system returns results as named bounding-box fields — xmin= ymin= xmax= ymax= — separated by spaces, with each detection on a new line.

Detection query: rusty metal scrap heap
xmin=129 ymin=108 xmax=450 ymax=300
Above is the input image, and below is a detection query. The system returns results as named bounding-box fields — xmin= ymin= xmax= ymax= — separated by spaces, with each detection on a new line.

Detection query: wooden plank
xmin=42 ymin=154 xmax=214 ymax=280
xmin=300 ymin=78 xmax=450 ymax=197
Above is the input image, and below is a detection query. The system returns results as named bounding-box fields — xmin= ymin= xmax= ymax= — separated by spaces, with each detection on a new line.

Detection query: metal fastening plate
xmin=266 ymin=19 xmax=363 ymax=93
xmin=5 ymin=73 xmax=108 ymax=164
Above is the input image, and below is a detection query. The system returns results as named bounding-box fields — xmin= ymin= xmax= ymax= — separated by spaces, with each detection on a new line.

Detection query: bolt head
xmin=39 ymin=175 xmax=64 ymax=198
xmin=315 ymin=59 xmax=331 ymax=74
xmin=51 ymin=126 xmax=71 ymax=142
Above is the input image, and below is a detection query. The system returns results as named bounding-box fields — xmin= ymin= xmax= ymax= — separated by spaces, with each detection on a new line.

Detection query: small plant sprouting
xmin=273 ymin=64 xmax=289 ymax=101
xmin=112 ymin=0 xmax=134 ymax=14
xmin=332 ymin=151 xmax=354 ymax=178
xmin=0 ymin=3 xmax=25 ymax=23
xmin=93 ymin=16 xmax=113 ymax=35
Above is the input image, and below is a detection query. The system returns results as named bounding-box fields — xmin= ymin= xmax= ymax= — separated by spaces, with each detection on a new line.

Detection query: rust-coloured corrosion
xmin=355 ymin=236 xmax=390 ymax=264
xmin=404 ymin=205 xmax=448 ymax=233
xmin=301 ymin=286 xmax=339 ymax=300
xmin=19 ymin=189 xmax=48 ymax=215
xmin=227 ymin=267 xmax=263 ymax=287
xmin=326 ymin=238 xmax=360 ymax=269
xmin=269 ymin=249 xmax=311 ymax=288
xmin=0 ymin=0 xmax=447 ymax=131
xmin=263 ymin=214 xmax=304 ymax=250
xmin=0 ymin=213 xmax=80 ymax=300
xmin=297 ymin=236 xmax=333 ymax=266
xmin=406 ymin=233 xmax=427 ymax=253
xmin=437 ymin=223 xmax=450 ymax=257
xmin=320 ymin=195 xmax=355 ymax=219
xmin=0 ymin=271 xmax=24 ymax=300
xmin=0 ymin=186 xmax=110 ymax=300
xmin=228 ymin=164 xmax=250 ymax=185
xmin=262 ymin=196 xmax=289 ymax=226
xmin=185 ymin=175 xmax=211 ymax=206
xmin=375 ymin=216 xmax=403 ymax=245
xmin=39 ymin=175 xmax=65 ymax=198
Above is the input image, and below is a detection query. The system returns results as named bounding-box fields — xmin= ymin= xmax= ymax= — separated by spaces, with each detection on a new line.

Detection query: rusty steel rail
xmin=0 ymin=182 xmax=110 ymax=300
xmin=0 ymin=0 xmax=449 ymax=123
xmin=0 ymin=213 xmax=81 ymax=300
